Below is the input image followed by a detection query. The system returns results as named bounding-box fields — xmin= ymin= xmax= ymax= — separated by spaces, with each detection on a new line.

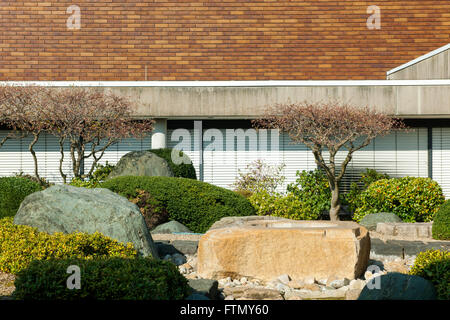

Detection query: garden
xmin=0 ymin=86 xmax=448 ymax=300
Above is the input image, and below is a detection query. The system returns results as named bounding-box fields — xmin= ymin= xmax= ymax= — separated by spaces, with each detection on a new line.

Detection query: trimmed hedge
xmin=0 ymin=217 xmax=136 ymax=274
xmin=148 ymin=148 xmax=197 ymax=179
xmin=410 ymin=249 xmax=450 ymax=300
xmin=13 ymin=257 xmax=191 ymax=300
xmin=0 ymin=177 xmax=42 ymax=218
xmin=432 ymin=200 xmax=450 ymax=240
xmin=353 ymin=177 xmax=445 ymax=223
xmin=100 ymin=176 xmax=255 ymax=233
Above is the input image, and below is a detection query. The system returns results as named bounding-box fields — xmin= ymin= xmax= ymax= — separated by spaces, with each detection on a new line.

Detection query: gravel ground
xmin=0 ymin=272 xmax=15 ymax=299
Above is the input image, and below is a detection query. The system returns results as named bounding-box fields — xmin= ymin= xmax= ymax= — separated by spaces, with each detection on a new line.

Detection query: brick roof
xmin=0 ymin=1 xmax=449 ymax=81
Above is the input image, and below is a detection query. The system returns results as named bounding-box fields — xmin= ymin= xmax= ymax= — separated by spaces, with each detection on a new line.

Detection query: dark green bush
xmin=409 ymin=249 xmax=450 ymax=300
xmin=432 ymin=200 xmax=450 ymax=240
xmin=0 ymin=177 xmax=42 ymax=218
xmin=100 ymin=176 xmax=255 ymax=233
xmin=148 ymin=148 xmax=197 ymax=179
xmin=13 ymin=257 xmax=190 ymax=300
xmin=353 ymin=177 xmax=445 ymax=223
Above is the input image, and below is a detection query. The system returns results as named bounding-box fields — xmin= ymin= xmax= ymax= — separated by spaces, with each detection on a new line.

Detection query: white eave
xmin=387 ymin=43 xmax=450 ymax=76
xmin=1 ymin=80 xmax=450 ymax=87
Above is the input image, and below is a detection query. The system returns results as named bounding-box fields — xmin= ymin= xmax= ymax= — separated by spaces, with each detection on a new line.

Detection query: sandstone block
xmin=197 ymin=218 xmax=370 ymax=282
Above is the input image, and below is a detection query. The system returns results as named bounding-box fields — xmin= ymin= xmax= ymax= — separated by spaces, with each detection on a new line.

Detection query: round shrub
xmin=0 ymin=217 xmax=137 ymax=274
xmin=0 ymin=177 xmax=42 ymax=218
xmin=148 ymin=148 xmax=197 ymax=179
xmin=130 ymin=189 xmax=169 ymax=230
xmin=249 ymin=191 xmax=322 ymax=220
xmin=100 ymin=176 xmax=255 ymax=233
xmin=409 ymin=249 xmax=450 ymax=300
xmin=432 ymin=199 xmax=450 ymax=240
xmin=353 ymin=177 xmax=445 ymax=223
xmin=13 ymin=257 xmax=191 ymax=300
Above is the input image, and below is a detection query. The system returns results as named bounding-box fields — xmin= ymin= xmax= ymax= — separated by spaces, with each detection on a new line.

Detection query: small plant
xmin=409 ymin=249 xmax=450 ymax=300
xmin=69 ymin=162 xmax=116 ymax=188
xmin=130 ymin=189 xmax=169 ymax=230
xmin=232 ymin=160 xmax=285 ymax=195
xmin=13 ymin=257 xmax=191 ymax=300
xmin=432 ymin=199 xmax=450 ymax=240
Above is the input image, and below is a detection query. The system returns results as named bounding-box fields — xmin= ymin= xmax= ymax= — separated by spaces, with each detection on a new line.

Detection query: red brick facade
xmin=0 ymin=0 xmax=449 ymax=81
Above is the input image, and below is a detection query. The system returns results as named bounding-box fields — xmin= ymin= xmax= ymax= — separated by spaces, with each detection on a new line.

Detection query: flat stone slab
xmin=370 ymin=238 xmax=450 ymax=258
xmin=155 ymin=240 xmax=198 ymax=256
xmin=376 ymin=222 xmax=433 ymax=239
xmin=197 ymin=218 xmax=370 ymax=282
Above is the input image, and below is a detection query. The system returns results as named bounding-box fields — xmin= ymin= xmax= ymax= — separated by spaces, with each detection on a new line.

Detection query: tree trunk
xmin=58 ymin=137 xmax=67 ymax=184
xmin=28 ymin=133 xmax=42 ymax=184
xmin=329 ymin=181 xmax=341 ymax=221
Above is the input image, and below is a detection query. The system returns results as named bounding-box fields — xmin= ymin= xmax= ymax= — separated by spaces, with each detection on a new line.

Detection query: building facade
xmin=0 ymin=1 xmax=450 ymax=195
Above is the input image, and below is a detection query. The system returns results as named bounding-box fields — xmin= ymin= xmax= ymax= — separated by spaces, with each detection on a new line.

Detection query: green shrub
xmin=287 ymin=170 xmax=332 ymax=217
xmin=148 ymin=148 xmax=197 ymax=179
xmin=249 ymin=190 xmax=321 ymax=220
xmin=100 ymin=176 xmax=255 ymax=233
xmin=0 ymin=177 xmax=43 ymax=218
xmin=69 ymin=162 xmax=115 ymax=189
xmin=344 ymin=169 xmax=390 ymax=213
xmin=13 ymin=257 xmax=190 ymax=300
xmin=409 ymin=249 xmax=450 ymax=300
xmin=0 ymin=217 xmax=136 ymax=274
xmin=353 ymin=177 xmax=445 ymax=223
xmin=432 ymin=200 xmax=450 ymax=240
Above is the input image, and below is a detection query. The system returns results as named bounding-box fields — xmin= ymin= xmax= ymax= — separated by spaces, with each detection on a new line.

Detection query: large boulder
xmin=359 ymin=212 xmax=402 ymax=231
xmin=14 ymin=184 xmax=159 ymax=258
xmin=107 ymin=151 xmax=174 ymax=179
xmin=358 ymin=273 xmax=437 ymax=300
xmin=197 ymin=217 xmax=371 ymax=281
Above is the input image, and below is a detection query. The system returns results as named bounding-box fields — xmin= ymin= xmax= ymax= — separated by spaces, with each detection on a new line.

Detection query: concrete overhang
xmin=2 ymin=80 xmax=450 ymax=119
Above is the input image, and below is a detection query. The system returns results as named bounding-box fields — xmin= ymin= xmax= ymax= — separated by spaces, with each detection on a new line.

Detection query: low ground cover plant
xmin=101 ymin=176 xmax=255 ymax=233
xmin=0 ymin=217 xmax=136 ymax=274
xmin=352 ymin=177 xmax=445 ymax=223
xmin=0 ymin=177 xmax=43 ymax=218
xmin=409 ymin=249 xmax=450 ymax=300
xmin=13 ymin=257 xmax=190 ymax=300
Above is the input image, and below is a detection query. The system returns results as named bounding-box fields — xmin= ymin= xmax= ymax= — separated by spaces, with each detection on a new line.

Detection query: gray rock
xmin=329 ymin=278 xmax=350 ymax=289
xmin=171 ymin=253 xmax=187 ymax=266
xmin=188 ymin=279 xmax=220 ymax=300
xmin=358 ymin=273 xmax=437 ymax=300
xmin=359 ymin=212 xmax=402 ymax=231
xmin=151 ymin=221 xmax=192 ymax=234
xmin=186 ymin=293 xmax=210 ymax=300
xmin=107 ymin=151 xmax=174 ymax=179
xmin=14 ymin=184 xmax=158 ymax=258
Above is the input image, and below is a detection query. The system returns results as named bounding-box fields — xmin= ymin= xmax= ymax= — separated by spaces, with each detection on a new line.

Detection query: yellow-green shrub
xmin=353 ymin=177 xmax=445 ymax=223
xmin=249 ymin=191 xmax=321 ymax=220
xmin=0 ymin=217 xmax=137 ymax=274
xmin=410 ymin=249 xmax=450 ymax=300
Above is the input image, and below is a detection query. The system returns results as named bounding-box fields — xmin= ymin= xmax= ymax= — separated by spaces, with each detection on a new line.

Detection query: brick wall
xmin=0 ymin=0 xmax=449 ymax=81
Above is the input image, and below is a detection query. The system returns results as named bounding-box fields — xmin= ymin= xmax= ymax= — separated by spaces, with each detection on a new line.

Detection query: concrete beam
xmin=2 ymin=81 xmax=450 ymax=119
